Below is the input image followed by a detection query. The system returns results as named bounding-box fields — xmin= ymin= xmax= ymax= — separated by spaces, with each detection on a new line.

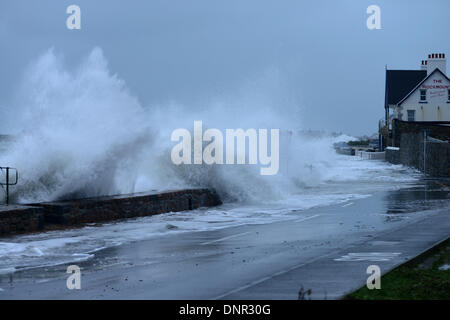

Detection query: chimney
xmin=420 ymin=60 xmax=427 ymax=71
xmin=426 ymin=53 xmax=447 ymax=75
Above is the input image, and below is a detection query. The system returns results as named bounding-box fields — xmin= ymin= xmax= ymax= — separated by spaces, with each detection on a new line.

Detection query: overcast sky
xmin=1 ymin=0 xmax=449 ymax=135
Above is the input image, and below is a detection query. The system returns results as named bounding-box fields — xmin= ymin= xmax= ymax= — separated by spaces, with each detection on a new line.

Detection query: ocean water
xmin=0 ymin=156 xmax=422 ymax=275
xmin=0 ymin=48 xmax=425 ymax=274
xmin=0 ymin=47 xmax=358 ymax=205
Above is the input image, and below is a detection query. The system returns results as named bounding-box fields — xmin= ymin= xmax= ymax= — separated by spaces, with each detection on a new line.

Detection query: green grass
xmin=346 ymin=239 xmax=450 ymax=300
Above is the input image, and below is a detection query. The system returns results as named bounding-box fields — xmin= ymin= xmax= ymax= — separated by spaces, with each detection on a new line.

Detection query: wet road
xmin=0 ymin=179 xmax=449 ymax=299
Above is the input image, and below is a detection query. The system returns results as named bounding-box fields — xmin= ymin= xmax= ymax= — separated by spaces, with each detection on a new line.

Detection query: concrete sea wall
xmin=386 ymin=120 xmax=450 ymax=177
xmin=423 ymin=141 xmax=450 ymax=177
xmin=392 ymin=120 xmax=450 ymax=148
xmin=0 ymin=205 xmax=45 ymax=236
xmin=0 ymin=188 xmax=222 ymax=237
xmin=385 ymin=147 xmax=400 ymax=165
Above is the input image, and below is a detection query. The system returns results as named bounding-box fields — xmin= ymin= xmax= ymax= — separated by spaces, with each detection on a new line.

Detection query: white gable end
xmin=397 ymin=70 xmax=450 ymax=121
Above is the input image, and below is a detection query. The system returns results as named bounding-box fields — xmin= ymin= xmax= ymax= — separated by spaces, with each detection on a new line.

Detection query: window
xmin=420 ymin=89 xmax=427 ymax=101
xmin=448 ymin=89 xmax=450 ymax=101
xmin=407 ymin=110 xmax=415 ymax=122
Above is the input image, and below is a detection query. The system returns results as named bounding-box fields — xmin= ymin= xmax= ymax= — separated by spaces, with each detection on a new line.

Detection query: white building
xmin=385 ymin=53 xmax=450 ymax=124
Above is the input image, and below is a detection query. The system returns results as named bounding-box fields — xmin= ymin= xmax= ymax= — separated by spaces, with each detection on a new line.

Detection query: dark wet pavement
xmin=0 ymin=178 xmax=449 ymax=299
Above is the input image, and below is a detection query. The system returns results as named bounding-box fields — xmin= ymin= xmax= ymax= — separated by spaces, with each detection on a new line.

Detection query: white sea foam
xmin=0 ymin=159 xmax=420 ymax=274
xmin=0 ymin=47 xmax=400 ymax=204
xmin=0 ymin=47 xmax=423 ymax=273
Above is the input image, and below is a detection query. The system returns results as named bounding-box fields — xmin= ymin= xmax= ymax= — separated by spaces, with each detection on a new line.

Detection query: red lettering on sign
xmin=422 ymin=84 xmax=450 ymax=89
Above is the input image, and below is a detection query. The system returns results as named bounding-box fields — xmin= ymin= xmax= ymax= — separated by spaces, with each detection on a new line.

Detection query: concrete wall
xmin=398 ymin=132 xmax=423 ymax=169
xmin=0 ymin=188 xmax=222 ymax=236
xmin=0 ymin=205 xmax=45 ymax=236
xmin=385 ymin=148 xmax=400 ymax=165
xmin=386 ymin=120 xmax=450 ymax=177
xmin=423 ymin=141 xmax=450 ymax=177
xmin=392 ymin=119 xmax=450 ymax=148
xmin=40 ymin=189 xmax=221 ymax=226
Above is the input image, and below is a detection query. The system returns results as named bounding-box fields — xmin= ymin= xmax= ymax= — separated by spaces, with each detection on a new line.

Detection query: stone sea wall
xmin=0 ymin=188 xmax=222 ymax=236
xmin=385 ymin=147 xmax=400 ymax=165
xmin=0 ymin=205 xmax=45 ymax=236
xmin=386 ymin=120 xmax=450 ymax=177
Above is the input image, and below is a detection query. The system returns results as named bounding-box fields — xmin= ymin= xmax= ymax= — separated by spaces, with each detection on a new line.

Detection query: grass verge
xmin=346 ymin=238 xmax=450 ymax=300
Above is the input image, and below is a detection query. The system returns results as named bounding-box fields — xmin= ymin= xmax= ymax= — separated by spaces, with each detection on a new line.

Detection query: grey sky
xmin=1 ymin=0 xmax=449 ymax=135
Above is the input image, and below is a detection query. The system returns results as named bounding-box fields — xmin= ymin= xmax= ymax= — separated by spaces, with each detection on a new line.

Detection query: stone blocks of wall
xmin=387 ymin=120 xmax=450 ymax=177
xmin=0 ymin=205 xmax=45 ymax=236
xmin=40 ymin=188 xmax=222 ymax=226
xmin=385 ymin=131 xmax=450 ymax=177
xmin=0 ymin=188 xmax=222 ymax=236
xmin=399 ymin=132 xmax=423 ymax=169
xmin=392 ymin=119 xmax=450 ymax=148
xmin=385 ymin=148 xmax=400 ymax=165
xmin=423 ymin=142 xmax=450 ymax=177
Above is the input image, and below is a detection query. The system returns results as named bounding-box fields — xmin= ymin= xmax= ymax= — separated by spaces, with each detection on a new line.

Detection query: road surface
xmin=0 ymin=178 xmax=449 ymax=299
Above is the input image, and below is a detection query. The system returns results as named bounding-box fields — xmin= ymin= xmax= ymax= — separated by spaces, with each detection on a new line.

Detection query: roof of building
xmin=397 ymin=68 xmax=450 ymax=106
xmin=385 ymin=70 xmax=427 ymax=106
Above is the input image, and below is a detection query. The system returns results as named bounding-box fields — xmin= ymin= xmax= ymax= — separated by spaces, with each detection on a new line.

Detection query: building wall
xmin=396 ymin=71 xmax=450 ymax=121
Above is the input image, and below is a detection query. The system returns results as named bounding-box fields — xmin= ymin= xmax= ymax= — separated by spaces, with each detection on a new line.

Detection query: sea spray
xmin=1 ymin=47 xmax=355 ymax=204
xmin=1 ymin=48 xmax=153 ymax=202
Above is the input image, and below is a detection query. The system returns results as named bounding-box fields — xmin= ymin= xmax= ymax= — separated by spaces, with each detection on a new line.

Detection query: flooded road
xmin=0 ymin=157 xmax=426 ymax=273
xmin=0 ymin=174 xmax=449 ymax=299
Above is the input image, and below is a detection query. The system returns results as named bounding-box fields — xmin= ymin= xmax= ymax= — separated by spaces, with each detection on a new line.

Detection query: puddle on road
xmin=383 ymin=179 xmax=450 ymax=215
